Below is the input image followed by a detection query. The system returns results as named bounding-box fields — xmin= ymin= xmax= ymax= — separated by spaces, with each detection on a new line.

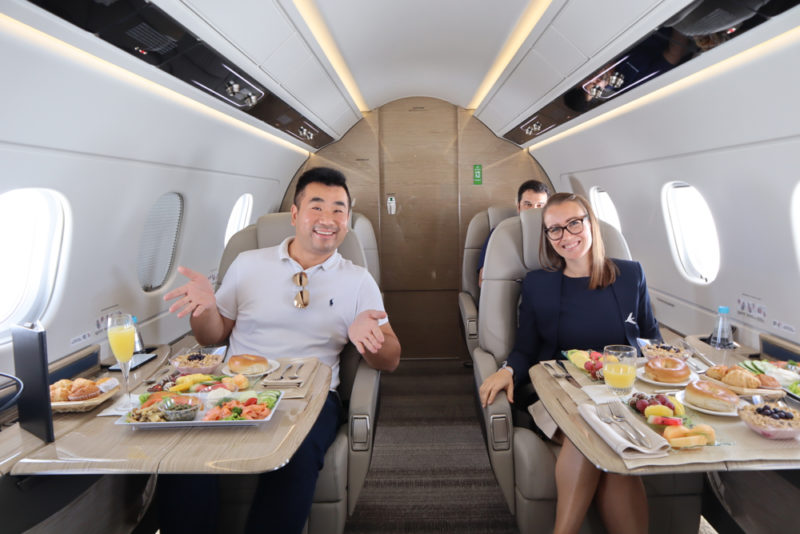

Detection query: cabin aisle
xmin=344 ymin=358 xmax=518 ymax=534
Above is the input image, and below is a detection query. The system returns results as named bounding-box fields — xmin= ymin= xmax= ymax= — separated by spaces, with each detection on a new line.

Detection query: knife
xmin=556 ymin=360 xmax=583 ymax=388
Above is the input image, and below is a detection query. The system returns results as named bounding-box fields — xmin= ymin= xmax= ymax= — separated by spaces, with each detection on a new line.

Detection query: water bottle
xmin=132 ymin=316 xmax=145 ymax=353
xmin=709 ymin=306 xmax=733 ymax=349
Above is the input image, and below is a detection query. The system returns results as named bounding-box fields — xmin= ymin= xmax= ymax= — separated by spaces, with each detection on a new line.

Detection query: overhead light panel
xmin=293 ymin=0 xmax=369 ymax=113
xmin=468 ymin=0 xmax=552 ymax=110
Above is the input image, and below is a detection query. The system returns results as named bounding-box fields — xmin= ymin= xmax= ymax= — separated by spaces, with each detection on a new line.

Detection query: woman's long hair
xmin=538 ymin=193 xmax=618 ymax=289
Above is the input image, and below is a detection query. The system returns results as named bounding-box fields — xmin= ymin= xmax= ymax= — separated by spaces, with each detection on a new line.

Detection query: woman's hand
xmin=479 ymin=368 xmax=514 ymax=407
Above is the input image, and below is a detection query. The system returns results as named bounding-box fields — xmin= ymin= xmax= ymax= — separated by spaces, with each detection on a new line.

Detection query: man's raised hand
xmin=163 ymin=266 xmax=216 ymax=318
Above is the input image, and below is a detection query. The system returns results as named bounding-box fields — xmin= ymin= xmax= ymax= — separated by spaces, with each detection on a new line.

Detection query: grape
xmin=636 ymin=399 xmax=649 ymax=413
xmin=584 ymin=361 xmax=593 ymax=371
xmin=655 ymin=394 xmax=668 ymax=403
xmin=663 ymin=401 xmax=674 ymax=411
xmin=648 ymin=398 xmax=659 ymax=406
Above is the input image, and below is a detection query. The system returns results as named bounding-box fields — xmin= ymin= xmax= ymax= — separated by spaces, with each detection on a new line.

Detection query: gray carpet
xmin=344 ymin=358 xmax=519 ymax=533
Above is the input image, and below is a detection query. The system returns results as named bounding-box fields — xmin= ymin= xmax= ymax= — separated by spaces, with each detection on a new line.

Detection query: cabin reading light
xmin=609 ymin=72 xmax=625 ymax=89
xmin=225 ymin=80 xmax=240 ymax=96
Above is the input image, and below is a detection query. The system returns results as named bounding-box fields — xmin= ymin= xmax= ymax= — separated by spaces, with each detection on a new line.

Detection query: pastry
xmin=684 ymin=379 xmax=738 ymax=412
xmin=722 ymin=368 xmax=760 ymax=389
xmin=705 ymin=365 xmax=729 ymax=381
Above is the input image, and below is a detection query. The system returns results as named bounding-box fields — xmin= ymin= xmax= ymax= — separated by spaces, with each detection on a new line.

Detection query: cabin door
xmin=378 ymin=98 xmax=464 ymax=358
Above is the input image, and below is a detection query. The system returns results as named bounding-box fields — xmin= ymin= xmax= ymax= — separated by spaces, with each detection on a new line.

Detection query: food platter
xmin=51 ymin=386 xmax=120 ymax=413
xmin=116 ymin=390 xmax=283 ymax=429
xmin=221 ymin=358 xmax=279 ymax=378
xmin=636 ymin=367 xmax=696 ymax=387
xmin=675 ymin=390 xmax=739 ymax=417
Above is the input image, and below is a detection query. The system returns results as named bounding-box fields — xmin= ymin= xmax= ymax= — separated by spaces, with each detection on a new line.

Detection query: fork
xmin=278 ymin=363 xmax=293 ymax=380
xmin=609 ymin=402 xmax=650 ymax=447
xmin=597 ymin=404 xmax=645 ymax=446
xmin=288 ymin=362 xmax=304 ymax=380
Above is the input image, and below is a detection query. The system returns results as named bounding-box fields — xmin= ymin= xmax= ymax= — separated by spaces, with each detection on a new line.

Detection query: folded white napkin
xmin=97 ymin=394 xmax=138 ymax=417
xmin=582 ymin=384 xmax=622 ymax=405
xmin=578 ymin=402 xmax=669 ymax=460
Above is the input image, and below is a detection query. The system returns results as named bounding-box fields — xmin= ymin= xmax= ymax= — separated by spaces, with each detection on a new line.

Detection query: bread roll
xmin=644 ymin=356 xmax=690 ymax=383
xmin=228 ymin=354 xmax=269 ymax=374
xmin=684 ymin=379 xmax=738 ymax=412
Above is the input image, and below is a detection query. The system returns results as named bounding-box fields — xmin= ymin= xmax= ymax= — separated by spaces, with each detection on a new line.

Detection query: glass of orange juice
xmin=108 ymin=312 xmax=135 ymax=410
xmin=603 ymin=344 xmax=637 ymax=395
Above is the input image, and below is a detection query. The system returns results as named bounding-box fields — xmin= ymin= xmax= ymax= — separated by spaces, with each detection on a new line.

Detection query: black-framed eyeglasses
xmin=544 ymin=215 xmax=588 ymax=241
xmin=293 ymin=271 xmax=309 ymax=308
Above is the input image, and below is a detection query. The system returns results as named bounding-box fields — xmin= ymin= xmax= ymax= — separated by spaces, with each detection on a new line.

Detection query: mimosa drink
xmin=108 ymin=325 xmax=135 ymax=362
xmin=108 ymin=313 xmax=135 ymax=410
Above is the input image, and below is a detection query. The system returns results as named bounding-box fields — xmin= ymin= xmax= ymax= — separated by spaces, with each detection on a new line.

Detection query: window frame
xmin=589 ymin=186 xmax=622 ymax=234
xmin=661 ymin=181 xmax=720 ymax=285
xmin=0 ymin=188 xmax=67 ymax=341
xmin=224 ymin=193 xmax=254 ymax=247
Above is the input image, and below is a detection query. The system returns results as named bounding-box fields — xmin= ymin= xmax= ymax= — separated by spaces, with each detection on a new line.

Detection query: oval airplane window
xmin=590 ymin=187 xmax=622 ymax=234
xmin=137 ymin=192 xmax=184 ymax=292
xmin=224 ymin=193 xmax=254 ymax=246
xmin=0 ymin=188 xmax=65 ymax=338
xmin=662 ymin=182 xmax=720 ymax=284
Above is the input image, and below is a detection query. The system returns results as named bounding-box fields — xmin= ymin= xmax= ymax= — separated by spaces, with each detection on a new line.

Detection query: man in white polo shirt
xmin=161 ymin=167 xmax=400 ymax=534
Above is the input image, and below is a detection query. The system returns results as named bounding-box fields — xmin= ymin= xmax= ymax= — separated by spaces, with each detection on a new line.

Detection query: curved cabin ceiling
xmin=311 ymin=0 xmax=531 ymax=110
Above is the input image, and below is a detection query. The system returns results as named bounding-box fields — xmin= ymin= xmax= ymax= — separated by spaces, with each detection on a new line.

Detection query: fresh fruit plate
xmin=625 ymin=392 xmax=717 ymax=449
xmin=563 ymin=349 xmax=605 ymax=380
xmin=116 ymin=390 xmax=283 ymax=429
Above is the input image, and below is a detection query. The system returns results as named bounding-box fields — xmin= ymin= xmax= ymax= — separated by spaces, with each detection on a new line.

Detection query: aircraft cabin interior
xmin=2 ymin=0 xmax=800 ymax=533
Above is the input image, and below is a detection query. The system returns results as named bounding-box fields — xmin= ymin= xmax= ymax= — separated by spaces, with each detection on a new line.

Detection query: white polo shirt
xmin=216 ymin=237 xmax=386 ymax=389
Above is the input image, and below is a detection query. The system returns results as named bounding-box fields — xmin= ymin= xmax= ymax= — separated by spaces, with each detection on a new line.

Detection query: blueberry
xmin=771 ymin=413 xmax=781 ymax=419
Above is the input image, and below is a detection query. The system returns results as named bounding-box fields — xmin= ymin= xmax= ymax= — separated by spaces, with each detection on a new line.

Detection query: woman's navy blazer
xmin=506 ymin=258 xmax=660 ymax=386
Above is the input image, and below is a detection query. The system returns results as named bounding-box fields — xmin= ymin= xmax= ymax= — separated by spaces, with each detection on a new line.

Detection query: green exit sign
xmin=473 ymin=164 xmax=482 ymax=185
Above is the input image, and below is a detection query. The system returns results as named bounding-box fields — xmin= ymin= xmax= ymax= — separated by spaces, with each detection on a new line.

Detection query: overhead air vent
xmin=29 ymin=0 xmax=333 ymax=148
xmin=505 ymin=0 xmax=800 ymax=146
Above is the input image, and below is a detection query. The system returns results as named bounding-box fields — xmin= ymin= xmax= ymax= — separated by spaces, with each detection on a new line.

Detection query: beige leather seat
xmin=350 ymin=212 xmax=380 ymax=286
xmin=458 ymin=205 xmax=517 ymax=356
xmin=474 ymin=208 xmax=702 ymax=534
xmin=214 ymin=212 xmax=379 ymax=534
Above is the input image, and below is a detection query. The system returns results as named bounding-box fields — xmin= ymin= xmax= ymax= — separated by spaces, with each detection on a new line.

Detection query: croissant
xmin=705 ymin=365 xmax=728 ymax=381
xmin=722 ymin=368 xmax=760 ymax=389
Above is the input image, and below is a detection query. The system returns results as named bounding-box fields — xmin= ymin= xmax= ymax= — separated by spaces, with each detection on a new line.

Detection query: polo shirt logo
xmin=329 ymin=299 xmax=334 ymax=307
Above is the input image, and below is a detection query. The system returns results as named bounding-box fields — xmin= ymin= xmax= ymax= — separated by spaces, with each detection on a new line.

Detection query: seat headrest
xmin=256 ymin=212 xmax=294 ymax=248
xmin=218 ymin=212 xmax=367 ymax=288
xmin=599 ymin=220 xmax=632 ymax=260
xmin=520 ymin=208 xmax=544 ymax=270
xmin=487 ymin=205 xmax=518 ymax=230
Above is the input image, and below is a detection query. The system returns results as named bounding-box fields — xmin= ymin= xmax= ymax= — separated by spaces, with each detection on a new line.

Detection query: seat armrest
xmin=472 ymin=347 xmax=515 ymax=512
xmin=458 ymin=291 xmax=478 ymax=338
xmin=346 ymin=358 xmax=380 ymax=515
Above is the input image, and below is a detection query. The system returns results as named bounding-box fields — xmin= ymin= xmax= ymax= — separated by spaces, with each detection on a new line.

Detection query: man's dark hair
xmin=293 ymin=167 xmax=351 ymax=209
xmin=517 ymin=180 xmax=550 ymax=203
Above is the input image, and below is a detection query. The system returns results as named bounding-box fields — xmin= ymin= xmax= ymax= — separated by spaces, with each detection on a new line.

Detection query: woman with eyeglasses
xmin=479 ymin=192 xmax=660 ymax=534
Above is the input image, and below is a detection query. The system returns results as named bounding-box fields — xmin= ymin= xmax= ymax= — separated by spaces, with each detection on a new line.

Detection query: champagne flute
xmin=603 ymin=344 xmax=637 ymax=395
xmin=107 ymin=312 xmax=135 ymax=410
